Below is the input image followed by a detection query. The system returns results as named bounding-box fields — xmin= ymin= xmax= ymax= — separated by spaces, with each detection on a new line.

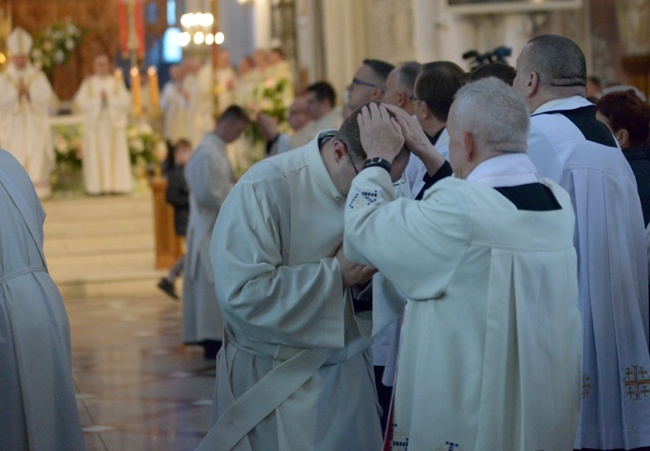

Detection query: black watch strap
xmin=363 ymin=157 xmax=391 ymax=173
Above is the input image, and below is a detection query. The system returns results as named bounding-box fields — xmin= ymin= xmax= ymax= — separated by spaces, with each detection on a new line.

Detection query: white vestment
xmin=0 ymin=63 xmax=55 ymax=197
xmin=345 ymin=154 xmax=583 ymax=451
xmin=185 ymin=65 xmax=215 ymax=148
xmin=527 ymin=96 xmax=650 ymax=449
xmin=215 ymin=66 xmax=237 ymax=114
xmin=0 ymin=150 xmax=85 ymax=450
xmin=198 ymin=131 xmax=382 ymax=450
xmin=74 ymin=74 xmax=133 ymax=194
xmin=160 ymin=80 xmax=190 ymax=144
xmin=182 ymin=132 xmax=233 ymax=344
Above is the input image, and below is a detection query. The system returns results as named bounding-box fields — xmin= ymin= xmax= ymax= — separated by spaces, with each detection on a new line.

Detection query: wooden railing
xmin=149 ymin=176 xmax=183 ymax=270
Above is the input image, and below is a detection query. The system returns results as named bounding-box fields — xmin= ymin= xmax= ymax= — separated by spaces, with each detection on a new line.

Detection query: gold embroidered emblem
xmin=625 ymin=365 xmax=650 ymax=400
xmin=582 ymin=373 xmax=591 ymax=399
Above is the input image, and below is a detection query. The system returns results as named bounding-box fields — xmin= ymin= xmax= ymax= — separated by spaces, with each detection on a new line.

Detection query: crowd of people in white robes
xmin=4 ymin=20 xmax=650 ymax=451
xmin=193 ymin=35 xmax=650 ymax=451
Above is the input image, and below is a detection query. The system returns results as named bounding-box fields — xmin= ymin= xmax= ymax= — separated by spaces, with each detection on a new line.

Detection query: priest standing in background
xmin=513 ymin=35 xmax=650 ymax=450
xmin=160 ymin=64 xmax=190 ymax=146
xmin=0 ymin=27 xmax=55 ymax=198
xmin=182 ymin=105 xmax=249 ymax=360
xmin=74 ymin=54 xmax=133 ymax=195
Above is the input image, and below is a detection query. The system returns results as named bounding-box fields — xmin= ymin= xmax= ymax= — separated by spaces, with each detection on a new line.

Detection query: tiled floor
xmin=67 ymin=293 xmax=215 ymax=450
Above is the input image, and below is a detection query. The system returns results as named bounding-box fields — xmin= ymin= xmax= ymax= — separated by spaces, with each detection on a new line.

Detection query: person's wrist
xmin=363 ymin=157 xmax=392 ymax=173
xmin=365 ymin=147 xmax=398 ymax=163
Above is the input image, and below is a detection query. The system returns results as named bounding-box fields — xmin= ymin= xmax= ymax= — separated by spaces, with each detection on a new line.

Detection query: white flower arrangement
xmin=52 ymin=124 xmax=83 ymax=168
xmin=30 ymin=21 xmax=81 ymax=73
xmin=127 ymin=122 xmax=162 ymax=168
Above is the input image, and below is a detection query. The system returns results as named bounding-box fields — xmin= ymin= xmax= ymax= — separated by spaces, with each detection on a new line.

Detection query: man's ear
xmin=332 ymin=140 xmax=348 ymax=163
xmin=371 ymin=86 xmax=384 ymax=102
xmin=616 ymin=128 xmax=630 ymax=148
xmin=420 ymin=102 xmax=432 ymax=121
xmin=462 ymin=131 xmax=476 ymax=162
xmin=524 ymin=71 xmax=541 ymax=98
xmin=396 ymin=91 xmax=408 ymax=109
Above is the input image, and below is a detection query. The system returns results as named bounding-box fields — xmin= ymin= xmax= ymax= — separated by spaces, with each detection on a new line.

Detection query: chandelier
xmin=177 ymin=12 xmax=224 ymax=47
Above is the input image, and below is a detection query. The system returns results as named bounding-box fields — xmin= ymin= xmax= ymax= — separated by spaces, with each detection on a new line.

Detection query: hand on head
xmin=383 ymin=104 xmax=446 ymax=175
xmin=356 ymin=103 xmax=404 ymax=162
xmin=382 ymin=104 xmax=432 ymax=158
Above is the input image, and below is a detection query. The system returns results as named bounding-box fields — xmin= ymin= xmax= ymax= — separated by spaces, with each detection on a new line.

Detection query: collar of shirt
xmin=532 ymin=95 xmax=592 ymax=115
xmin=465 ymin=153 xmax=541 ymax=188
xmin=205 ymin=132 xmax=226 ymax=149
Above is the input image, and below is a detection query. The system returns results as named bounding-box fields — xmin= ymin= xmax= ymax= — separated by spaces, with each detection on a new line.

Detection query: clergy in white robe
xmin=0 ymin=149 xmax=85 ymax=450
xmin=185 ymin=60 xmax=216 ymax=148
xmin=74 ymin=54 xmax=133 ymax=195
xmin=514 ymin=35 xmax=650 ymax=449
xmin=214 ymin=50 xmax=238 ymax=115
xmin=182 ymin=106 xmax=249 ymax=356
xmin=345 ymin=86 xmax=583 ymax=451
xmin=160 ymin=64 xmax=190 ymax=145
xmin=293 ymin=81 xmax=342 ymax=149
xmin=0 ymin=28 xmax=55 ymax=198
xmin=198 ymin=103 xmax=411 ymax=450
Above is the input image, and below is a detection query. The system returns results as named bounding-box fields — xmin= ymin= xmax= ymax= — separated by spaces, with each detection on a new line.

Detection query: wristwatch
xmin=363 ymin=157 xmax=391 ymax=173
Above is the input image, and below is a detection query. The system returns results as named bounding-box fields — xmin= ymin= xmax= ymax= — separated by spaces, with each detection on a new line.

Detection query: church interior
xmin=1 ymin=0 xmax=650 ymax=450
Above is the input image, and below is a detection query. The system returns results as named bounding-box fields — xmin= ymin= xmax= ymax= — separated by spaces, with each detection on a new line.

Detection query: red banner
xmin=118 ymin=0 xmax=145 ymax=58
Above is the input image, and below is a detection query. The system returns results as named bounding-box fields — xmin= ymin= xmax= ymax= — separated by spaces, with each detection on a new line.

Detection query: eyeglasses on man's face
xmin=409 ymin=95 xmax=423 ymax=104
xmin=349 ymin=78 xmax=377 ymax=91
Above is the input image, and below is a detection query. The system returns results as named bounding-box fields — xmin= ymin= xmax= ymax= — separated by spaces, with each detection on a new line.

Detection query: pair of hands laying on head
xmin=357 ymin=103 xmax=446 ymax=176
xmin=336 ymin=104 xmax=448 ymax=290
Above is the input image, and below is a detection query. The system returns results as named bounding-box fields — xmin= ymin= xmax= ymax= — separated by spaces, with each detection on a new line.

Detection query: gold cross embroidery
xmin=625 ymin=365 xmax=650 ymax=400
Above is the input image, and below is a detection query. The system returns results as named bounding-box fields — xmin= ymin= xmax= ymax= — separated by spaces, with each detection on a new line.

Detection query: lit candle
xmin=130 ymin=67 xmax=141 ymax=117
xmin=147 ymin=66 xmax=160 ymax=117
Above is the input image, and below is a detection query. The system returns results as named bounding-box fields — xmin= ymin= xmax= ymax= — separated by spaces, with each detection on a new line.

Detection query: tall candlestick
xmin=147 ymin=66 xmax=160 ymax=117
xmin=130 ymin=67 xmax=141 ymax=117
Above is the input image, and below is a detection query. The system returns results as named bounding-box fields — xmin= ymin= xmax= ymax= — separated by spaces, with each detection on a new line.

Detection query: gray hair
xmin=395 ymin=61 xmax=422 ymax=96
xmin=451 ymin=77 xmax=529 ymax=154
xmin=524 ymin=34 xmax=586 ymax=88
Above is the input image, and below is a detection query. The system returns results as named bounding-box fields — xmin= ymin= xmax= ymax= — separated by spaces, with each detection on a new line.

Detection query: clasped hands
xmin=18 ymin=82 xmax=30 ymax=101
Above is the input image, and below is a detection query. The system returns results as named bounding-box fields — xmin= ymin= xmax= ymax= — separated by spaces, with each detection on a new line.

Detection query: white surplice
xmin=527 ymin=96 xmax=650 ymax=449
xmin=74 ymin=74 xmax=133 ymax=194
xmin=185 ymin=65 xmax=215 ymax=148
xmin=182 ymin=132 xmax=233 ymax=344
xmin=0 ymin=63 xmax=55 ymax=197
xmin=344 ymin=154 xmax=583 ymax=451
xmin=198 ymin=131 xmax=382 ymax=450
xmin=0 ymin=150 xmax=85 ymax=450
xmin=160 ymin=80 xmax=190 ymax=144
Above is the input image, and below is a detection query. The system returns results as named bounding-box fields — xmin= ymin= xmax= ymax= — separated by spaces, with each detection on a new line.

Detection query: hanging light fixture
xmin=177 ymin=12 xmax=222 ymax=48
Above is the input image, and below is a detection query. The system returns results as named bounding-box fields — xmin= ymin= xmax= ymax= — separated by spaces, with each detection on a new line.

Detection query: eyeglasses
xmin=409 ymin=95 xmax=423 ymax=104
xmin=350 ymin=78 xmax=377 ymax=90
xmin=349 ymin=154 xmax=360 ymax=174
xmin=339 ymin=139 xmax=360 ymax=174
